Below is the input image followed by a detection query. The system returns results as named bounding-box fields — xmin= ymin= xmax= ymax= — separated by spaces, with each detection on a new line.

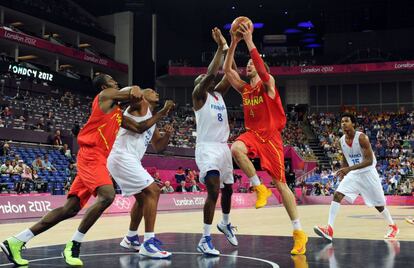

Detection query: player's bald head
xmin=143 ymin=88 xmax=159 ymax=103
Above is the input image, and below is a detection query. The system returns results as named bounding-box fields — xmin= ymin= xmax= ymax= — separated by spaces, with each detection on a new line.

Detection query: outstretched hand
xmin=336 ymin=167 xmax=351 ymax=181
xmin=237 ymin=22 xmax=253 ymax=43
xmin=163 ymin=124 xmax=174 ymax=135
xmin=129 ymin=86 xmax=143 ymax=102
xmin=160 ymin=100 xmax=175 ymax=116
xmin=212 ymin=27 xmax=227 ymax=47
xmin=230 ymin=28 xmax=242 ymax=44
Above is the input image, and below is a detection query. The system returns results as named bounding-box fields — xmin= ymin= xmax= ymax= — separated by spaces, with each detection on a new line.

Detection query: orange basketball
xmin=230 ymin=16 xmax=253 ymax=37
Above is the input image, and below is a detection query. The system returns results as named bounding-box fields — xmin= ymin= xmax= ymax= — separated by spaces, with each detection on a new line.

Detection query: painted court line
xmin=0 ymin=251 xmax=280 ymax=267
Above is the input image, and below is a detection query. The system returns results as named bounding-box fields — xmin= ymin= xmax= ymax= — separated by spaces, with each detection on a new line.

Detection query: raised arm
xmin=100 ymin=86 xmax=142 ymax=102
xmin=99 ymin=86 xmax=143 ymax=113
xmin=192 ymin=28 xmax=227 ymax=102
xmin=223 ymin=32 xmax=246 ymax=93
xmin=214 ymin=59 xmax=238 ymax=96
xmin=122 ymin=100 xmax=174 ymax=134
xmin=238 ymin=23 xmax=276 ymax=97
xmin=151 ymin=124 xmax=174 ymax=153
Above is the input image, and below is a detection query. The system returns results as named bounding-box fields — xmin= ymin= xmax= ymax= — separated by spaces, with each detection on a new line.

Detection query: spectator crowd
xmin=306 ymin=111 xmax=414 ymax=196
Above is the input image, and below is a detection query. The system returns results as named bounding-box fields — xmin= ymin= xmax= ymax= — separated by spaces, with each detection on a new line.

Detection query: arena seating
xmin=0 ymin=142 xmax=70 ymax=195
xmin=306 ymin=111 xmax=414 ymax=196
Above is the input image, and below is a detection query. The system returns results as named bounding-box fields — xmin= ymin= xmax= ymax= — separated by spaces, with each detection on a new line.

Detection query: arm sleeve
xmin=249 ymin=48 xmax=270 ymax=82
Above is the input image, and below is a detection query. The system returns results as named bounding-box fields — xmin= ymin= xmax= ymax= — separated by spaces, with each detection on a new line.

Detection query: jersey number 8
xmin=217 ymin=113 xmax=223 ymax=122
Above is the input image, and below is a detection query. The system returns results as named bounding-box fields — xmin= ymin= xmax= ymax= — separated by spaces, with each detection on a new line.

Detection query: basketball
xmin=230 ymin=16 xmax=253 ymax=37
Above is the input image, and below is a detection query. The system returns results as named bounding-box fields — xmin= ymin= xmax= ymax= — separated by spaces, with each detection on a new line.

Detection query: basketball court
xmin=1 ymin=205 xmax=413 ymax=267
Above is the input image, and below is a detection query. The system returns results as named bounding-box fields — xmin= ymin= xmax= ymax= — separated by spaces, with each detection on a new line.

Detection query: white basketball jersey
xmin=111 ymin=107 xmax=155 ymax=160
xmin=194 ymin=92 xmax=229 ymax=144
xmin=340 ymin=131 xmax=377 ymax=174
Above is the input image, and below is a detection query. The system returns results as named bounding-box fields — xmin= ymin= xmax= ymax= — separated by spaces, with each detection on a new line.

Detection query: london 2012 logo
xmin=234 ymin=195 xmax=245 ymax=205
xmin=114 ymin=197 xmax=131 ymax=210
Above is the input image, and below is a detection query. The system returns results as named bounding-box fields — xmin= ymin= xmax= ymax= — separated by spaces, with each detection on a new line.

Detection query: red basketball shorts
xmin=68 ymin=147 xmax=113 ymax=208
xmin=236 ymin=131 xmax=286 ymax=183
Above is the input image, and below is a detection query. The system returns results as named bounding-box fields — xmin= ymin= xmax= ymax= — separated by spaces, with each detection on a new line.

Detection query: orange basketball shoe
xmin=254 ymin=184 xmax=272 ymax=209
xmin=291 ymin=230 xmax=308 ymax=255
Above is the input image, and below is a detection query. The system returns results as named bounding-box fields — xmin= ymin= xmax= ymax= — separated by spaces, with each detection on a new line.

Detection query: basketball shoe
xmin=313 ymin=225 xmax=333 ymax=242
xmin=120 ymin=235 xmax=141 ymax=251
xmin=62 ymin=241 xmax=83 ymax=266
xmin=254 ymin=184 xmax=272 ymax=209
xmin=197 ymin=236 xmax=220 ymax=256
xmin=139 ymin=237 xmax=171 ymax=259
xmin=0 ymin=237 xmax=28 ymax=266
xmin=217 ymin=223 xmax=238 ymax=246
xmin=291 ymin=230 xmax=308 ymax=255
xmin=384 ymin=224 xmax=399 ymax=239
xmin=405 ymin=217 xmax=414 ymax=225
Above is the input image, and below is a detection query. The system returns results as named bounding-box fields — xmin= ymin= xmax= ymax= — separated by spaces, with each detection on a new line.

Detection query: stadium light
xmin=297 ymin=21 xmax=314 ymax=28
xmin=17 ymin=55 xmax=38 ymax=60
xmin=305 ymin=44 xmax=321 ymax=48
xmin=10 ymin=22 xmax=24 ymax=27
xmin=223 ymin=23 xmax=264 ymax=30
xmin=79 ymin=43 xmax=91 ymax=48
xmin=284 ymin=28 xmax=302 ymax=34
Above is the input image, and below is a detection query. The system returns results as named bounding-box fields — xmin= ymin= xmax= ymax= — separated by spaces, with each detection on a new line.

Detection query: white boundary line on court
xmin=0 ymin=251 xmax=280 ymax=267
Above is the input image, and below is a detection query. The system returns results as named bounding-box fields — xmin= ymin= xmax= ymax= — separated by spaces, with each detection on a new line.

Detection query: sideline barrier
xmin=169 ymin=60 xmax=414 ymax=77
xmin=0 ymin=193 xmax=280 ymax=221
xmin=297 ymin=191 xmax=414 ymax=206
xmin=142 ymin=145 xmax=317 ymax=174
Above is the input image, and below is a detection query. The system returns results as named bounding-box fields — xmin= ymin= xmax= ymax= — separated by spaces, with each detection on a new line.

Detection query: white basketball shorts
xmin=107 ymin=151 xmax=154 ymax=197
xmin=336 ymin=168 xmax=386 ymax=207
xmin=195 ymin=142 xmax=234 ymax=188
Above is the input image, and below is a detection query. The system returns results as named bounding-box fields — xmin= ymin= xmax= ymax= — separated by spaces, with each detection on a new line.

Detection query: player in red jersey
xmin=223 ymin=23 xmax=308 ymax=255
xmin=0 ymin=74 xmax=163 ymax=266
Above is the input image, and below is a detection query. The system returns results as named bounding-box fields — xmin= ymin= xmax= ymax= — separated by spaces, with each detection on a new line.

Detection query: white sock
xmin=380 ymin=208 xmax=395 ymax=225
xmin=144 ymin=232 xmax=155 ymax=241
xmin=203 ymin=224 xmax=212 ymax=237
xmin=222 ymin=213 xmax=230 ymax=225
xmin=328 ymin=201 xmax=341 ymax=228
xmin=292 ymin=219 xmax=302 ymax=230
xmin=127 ymin=230 xmax=137 ymax=237
xmin=71 ymin=230 xmax=85 ymax=243
xmin=249 ymin=175 xmax=261 ymax=186
xmin=14 ymin=229 xmax=35 ymax=243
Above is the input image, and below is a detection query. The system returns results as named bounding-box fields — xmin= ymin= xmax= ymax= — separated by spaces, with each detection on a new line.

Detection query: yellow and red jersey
xmin=77 ymin=95 xmax=122 ymax=157
xmin=241 ymin=80 xmax=286 ymax=141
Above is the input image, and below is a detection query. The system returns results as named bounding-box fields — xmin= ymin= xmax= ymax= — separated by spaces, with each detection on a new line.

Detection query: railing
xmin=295 ymin=167 xmax=317 ymax=185
xmin=8 ymin=140 xmax=62 ymax=149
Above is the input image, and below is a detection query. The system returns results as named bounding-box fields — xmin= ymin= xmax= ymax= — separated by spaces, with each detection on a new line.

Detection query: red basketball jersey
xmin=241 ymin=81 xmax=286 ymax=141
xmin=77 ymin=95 xmax=122 ymax=156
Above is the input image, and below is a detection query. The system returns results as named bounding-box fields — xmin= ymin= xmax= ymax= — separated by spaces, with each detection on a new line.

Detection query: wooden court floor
xmin=1 ymin=205 xmax=413 ymax=248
